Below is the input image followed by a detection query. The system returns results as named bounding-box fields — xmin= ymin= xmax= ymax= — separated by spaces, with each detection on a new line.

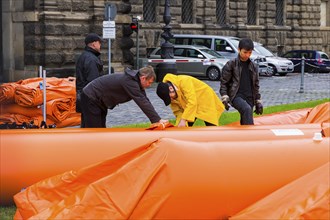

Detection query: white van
xmin=169 ymin=34 xmax=272 ymax=76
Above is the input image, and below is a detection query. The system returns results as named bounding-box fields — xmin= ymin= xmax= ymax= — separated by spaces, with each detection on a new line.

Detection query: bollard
xmin=299 ymin=56 xmax=305 ymax=93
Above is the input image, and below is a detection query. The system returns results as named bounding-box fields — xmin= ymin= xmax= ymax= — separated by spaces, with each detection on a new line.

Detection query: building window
xmin=143 ymin=0 xmax=156 ymax=23
xmin=216 ymin=0 xmax=226 ymax=25
xmin=247 ymin=0 xmax=256 ymax=25
xmin=182 ymin=0 xmax=193 ymax=23
xmin=275 ymin=0 xmax=284 ymax=25
xmin=321 ymin=0 xmax=329 ymax=26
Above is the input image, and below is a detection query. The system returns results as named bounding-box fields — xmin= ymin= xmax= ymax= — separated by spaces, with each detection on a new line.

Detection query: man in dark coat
xmin=220 ymin=38 xmax=263 ymax=125
xmin=80 ymin=65 xmax=168 ymax=128
xmin=75 ymin=33 xmax=104 ymax=126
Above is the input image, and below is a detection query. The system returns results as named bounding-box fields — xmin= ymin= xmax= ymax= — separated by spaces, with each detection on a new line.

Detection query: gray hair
xmin=139 ymin=65 xmax=156 ymax=80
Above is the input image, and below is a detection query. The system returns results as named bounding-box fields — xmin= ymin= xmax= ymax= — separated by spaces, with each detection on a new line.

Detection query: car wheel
xmin=279 ymin=72 xmax=288 ymax=76
xmin=264 ymin=66 xmax=274 ymax=77
xmin=270 ymin=65 xmax=277 ymax=76
xmin=206 ymin=67 xmax=220 ymax=81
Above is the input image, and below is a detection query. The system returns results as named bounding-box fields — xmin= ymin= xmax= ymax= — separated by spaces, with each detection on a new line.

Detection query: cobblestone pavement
xmin=106 ymin=72 xmax=330 ymax=127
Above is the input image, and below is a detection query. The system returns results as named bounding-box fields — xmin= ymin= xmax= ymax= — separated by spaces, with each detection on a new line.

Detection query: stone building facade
xmin=1 ymin=0 xmax=330 ymax=82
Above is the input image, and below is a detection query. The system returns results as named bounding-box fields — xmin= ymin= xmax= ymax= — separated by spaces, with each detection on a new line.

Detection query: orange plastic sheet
xmin=0 ymin=112 xmax=80 ymax=128
xmin=230 ymin=162 xmax=330 ymax=220
xmin=0 ymin=77 xmax=79 ymax=127
xmin=13 ymin=138 xmax=329 ymax=219
xmin=1 ymin=98 xmax=75 ymax=123
xmin=0 ymin=81 xmax=22 ymax=104
xmin=1 ymin=103 xmax=329 ymax=219
xmin=229 ymin=102 xmax=330 ymax=126
xmin=14 ymin=77 xmax=75 ymax=107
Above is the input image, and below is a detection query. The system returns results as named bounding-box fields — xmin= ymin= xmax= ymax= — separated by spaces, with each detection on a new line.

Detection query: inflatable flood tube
xmin=12 ymin=137 xmax=330 ymax=219
xmin=0 ymin=123 xmax=328 ymax=206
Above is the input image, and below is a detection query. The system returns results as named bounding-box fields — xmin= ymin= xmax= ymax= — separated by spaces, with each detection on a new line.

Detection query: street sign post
xmin=104 ymin=3 xmax=117 ymax=74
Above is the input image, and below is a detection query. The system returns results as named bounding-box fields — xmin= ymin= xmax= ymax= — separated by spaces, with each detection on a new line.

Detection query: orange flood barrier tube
xmin=0 ymin=123 xmax=326 ymax=205
xmin=1 ymin=103 xmax=330 ymax=216
xmin=13 ymin=138 xmax=330 ymax=219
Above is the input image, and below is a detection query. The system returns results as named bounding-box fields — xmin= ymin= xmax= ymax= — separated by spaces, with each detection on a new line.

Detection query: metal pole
xmin=42 ymin=70 xmax=47 ymax=122
xmin=108 ymin=6 xmax=112 ymax=74
xmin=299 ymin=56 xmax=305 ymax=93
xmin=39 ymin=66 xmax=42 ymax=78
xmin=136 ymin=30 xmax=139 ymax=69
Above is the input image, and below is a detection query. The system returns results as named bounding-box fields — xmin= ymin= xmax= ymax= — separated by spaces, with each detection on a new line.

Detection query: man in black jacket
xmin=80 ymin=65 xmax=168 ymax=128
xmin=220 ymin=38 xmax=263 ymax=125
xmin=75 ymin=33 xmax=104 ymax=126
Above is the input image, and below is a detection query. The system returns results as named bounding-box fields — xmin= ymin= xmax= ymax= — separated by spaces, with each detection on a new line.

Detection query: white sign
xmin=103 ymin=21 xmax=116 ymax=39
xmin=271 ymin=129 xmax=304 ymax=136
xmin=103 ymin=27 xmax=116 ymax=39
xmin=103 ymin=21 xmax=115 ymax=28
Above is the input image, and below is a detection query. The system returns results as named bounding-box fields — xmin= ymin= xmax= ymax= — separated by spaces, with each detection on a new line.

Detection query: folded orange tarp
xmin=0 ymin=112 xmax=80 ymax=128
xmin=14 ymin=77 xmax=76 ymax=107
xmin=1 ymin=98 xmax=75 ymax=122
xmin=0 ymin=81 xmax=22 ymax=104
xmin=13 ymin=137 xmax=329 ymax=219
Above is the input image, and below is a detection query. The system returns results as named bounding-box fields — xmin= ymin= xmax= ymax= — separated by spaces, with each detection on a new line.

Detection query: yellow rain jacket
xmin=163 ymin=74 xmax=225 ymax=126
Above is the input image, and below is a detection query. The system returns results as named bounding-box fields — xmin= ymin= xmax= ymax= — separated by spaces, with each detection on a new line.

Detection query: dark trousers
xmin=188 ymin=118 xmax=215 ymax=127
xmin=231 ymin=96 xmax=254 ymax=125
xmin=80 ymin=92 xmax=107 ymax=128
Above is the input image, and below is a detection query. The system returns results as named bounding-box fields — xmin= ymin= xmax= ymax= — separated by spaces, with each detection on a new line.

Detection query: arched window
xmin=143 ymin=0 xmax=156 ymax=23
xmin=182 ymin=0 xmax=193 ymax=23
xmin=216 ymin=0 xmax=226 ymax=25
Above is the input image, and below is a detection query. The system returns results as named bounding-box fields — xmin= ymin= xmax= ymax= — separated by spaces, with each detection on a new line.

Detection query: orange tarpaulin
xmin=1 ymin=102 xmax=329 ymax=219
xmin=13 ymin=138 xmax=329 ymax=219
xmin=14 ymin=77 xmax=75 ymax=107
xmin=1 ymin=98 xmax=75 ymax=123
xmin=0 ymin=77 xmax=79 ymax=127
xmin=230 ymin=162 xmax=330 ymax=220
xmin=229 ymin=102 xmax=330 ymax=126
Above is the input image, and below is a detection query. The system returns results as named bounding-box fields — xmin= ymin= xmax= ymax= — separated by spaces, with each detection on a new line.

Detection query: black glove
xmin=254 ymin=102 xmax=263 ymax=115
xmin=223 ymin=100 xmax=230 ymax=111
xmin=221 ymin=95 xmax=230 ymax=111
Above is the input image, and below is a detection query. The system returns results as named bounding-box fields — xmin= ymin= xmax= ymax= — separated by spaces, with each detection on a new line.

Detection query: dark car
xmin=282 ymin=50 xmax=330 ymax=73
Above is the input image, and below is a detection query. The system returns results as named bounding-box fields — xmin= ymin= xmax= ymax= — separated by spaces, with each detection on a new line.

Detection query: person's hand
xmin=254 ymin=100 xmax=263 ymax=115
xmin=221 ymin=95 xmax=230 ymax=111
xmin=159 ymin=119 xmax=168 ymax=124
xmin=177 ymin=119 xmax=187 ymax=127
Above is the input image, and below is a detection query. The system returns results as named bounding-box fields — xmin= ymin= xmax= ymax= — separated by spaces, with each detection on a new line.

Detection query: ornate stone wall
xmin=2 ymin=0 xmax=330 ymax=81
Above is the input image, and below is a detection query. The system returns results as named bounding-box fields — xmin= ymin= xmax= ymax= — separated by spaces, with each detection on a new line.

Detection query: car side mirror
xmin=225 ymin=46 xmax=234 ymax=52
xmin=197 ymin=54 xmax=204 ymax=59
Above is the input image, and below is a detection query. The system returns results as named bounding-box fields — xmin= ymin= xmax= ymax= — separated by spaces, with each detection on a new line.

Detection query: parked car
xmin=282 ymin=50 xmax=330 ymax=73
xmin=169 ymin=34 xmax=272 ymax=76
xmin=254 ymin=44 xmax=294 ymax=76
xmin=148 ymin=45 xmax=229 ymax=80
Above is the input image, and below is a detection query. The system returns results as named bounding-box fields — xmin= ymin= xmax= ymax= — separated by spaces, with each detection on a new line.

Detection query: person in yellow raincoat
xmin=156 ymin=73 xmax=225 ymax=127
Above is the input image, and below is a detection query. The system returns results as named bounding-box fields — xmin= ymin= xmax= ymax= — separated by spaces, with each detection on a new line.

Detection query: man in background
xmin=220 ymin=38 xmax=263 ymax=125
xmin=75 ymin=33 xmax=104 ymax=127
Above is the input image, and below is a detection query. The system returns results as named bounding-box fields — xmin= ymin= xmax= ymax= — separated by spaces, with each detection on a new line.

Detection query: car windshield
xmin=200 ymin=48 xmax=223 ymax=58
xmin=254 ymin=45 xmax=274 ymax=57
